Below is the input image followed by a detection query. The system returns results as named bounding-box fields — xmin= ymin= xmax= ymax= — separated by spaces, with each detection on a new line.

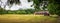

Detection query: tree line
xmin=0 ymin=0 xmax=60 ymax=16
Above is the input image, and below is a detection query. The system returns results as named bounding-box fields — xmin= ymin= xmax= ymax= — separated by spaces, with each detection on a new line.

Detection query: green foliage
xmin=47 ymin=3 xmax=60 ymax=15
xmin=16 ymin=10 xmax=26 ymax=14
xmin=33 ymin=0 xmax=41 ymax=5
xmin=34 ymin=5 xmax=40 ymax=11
xmin=25 ymin=9 xmax=35 ymax=14
xmin=55 ymin=5 xmax=60 ymax=16
xmin=47 ymin=0 xmax=60 ymax=16
xmin=1 ymin=9 xmax=35 ymax=14
xmin=7 ymin=11 xmax=15 ymax=14
xmin=33 ymin=0 xmax=42 ymax=11
xmin=47 ymin=3 xmax=56 ymax=14
xmin=0 ymin=8 xmax=3 ymax=14
xmin=0 ymin=8 xmax=6 ymax=14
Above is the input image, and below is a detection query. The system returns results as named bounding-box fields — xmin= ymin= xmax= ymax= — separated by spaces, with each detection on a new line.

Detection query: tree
xmin=0 ymin=0 xmax=2 ymax=8
xmin=47 ymin=0 xmax=60 ymax=16
xmin=28 ymin=0 xmax=42 ymax=11
xmin=47 ymin=3 xmax=56 ymax=15
xmin=0 ymin=8 xmax=6 ymax=14
xmin=7 ymin=0 xmax=21 ymax=10
xmin=29 ymin=0 xmax=48 ymax=11
xmin=33 ymin=0 xmax=42 ymax=11
xmin=28 ymin=0 xmax=32 ymax=2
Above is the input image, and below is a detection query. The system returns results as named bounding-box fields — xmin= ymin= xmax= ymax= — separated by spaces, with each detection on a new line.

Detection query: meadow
xmin=0 ymin=14 xmax=57 ymax=23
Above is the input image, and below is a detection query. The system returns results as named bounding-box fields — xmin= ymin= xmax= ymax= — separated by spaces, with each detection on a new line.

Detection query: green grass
xmin=0 ymin=14 xmax=57 ymax=23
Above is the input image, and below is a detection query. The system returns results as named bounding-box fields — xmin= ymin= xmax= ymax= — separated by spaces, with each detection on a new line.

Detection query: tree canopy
xmin=7 ymin=0 xmax=21 ymax=5
xmin=47 ymin=0 xmax=60 ymax=16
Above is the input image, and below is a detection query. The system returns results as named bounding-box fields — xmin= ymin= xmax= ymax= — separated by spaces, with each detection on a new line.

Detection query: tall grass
xmin=0 ymin=14 xmax=57 ymax=23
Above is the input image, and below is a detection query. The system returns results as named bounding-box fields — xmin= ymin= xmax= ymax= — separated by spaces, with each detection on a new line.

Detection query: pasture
xmin=0 ymin=14 xmax=57 ymax=23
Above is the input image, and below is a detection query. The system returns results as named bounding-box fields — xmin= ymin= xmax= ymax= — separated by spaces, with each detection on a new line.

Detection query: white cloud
xmin=1 ymin=0 xmax=34 ymax=10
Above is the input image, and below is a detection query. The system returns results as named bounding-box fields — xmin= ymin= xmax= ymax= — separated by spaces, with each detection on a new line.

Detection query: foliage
xmin=0 ymin=9 xmax=35 ymax=14
xmin=28 ymin=0 xmax=32 ymax=2
xmin=0 ymin=8 xmax=7 ymax=14
xmin=47 ymin=3 xmax=56 ymax=15
xmin=25 ymin=9 xmax=35 ymax=14
xmin=7 ymin=0 xmax=20 ymax=5
xmin=33 ymin=0 xmax=42 ymax=11
xmin=47 ymin=0 xmax=60 ymax=16
xmin=33 ymin=0 xmax=48 ymax=11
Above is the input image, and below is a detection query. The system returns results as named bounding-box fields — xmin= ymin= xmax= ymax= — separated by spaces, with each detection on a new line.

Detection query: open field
xmin=0 ymin=14 xmax=57 ymax=23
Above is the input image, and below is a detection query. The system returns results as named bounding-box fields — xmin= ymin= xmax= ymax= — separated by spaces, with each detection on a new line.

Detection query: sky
xmin=0 ymin=0 xmax=34 ymax=10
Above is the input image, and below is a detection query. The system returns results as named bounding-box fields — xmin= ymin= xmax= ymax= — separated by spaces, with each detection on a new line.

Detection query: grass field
xmin=0 ymin=14 xmax=57 ymax=23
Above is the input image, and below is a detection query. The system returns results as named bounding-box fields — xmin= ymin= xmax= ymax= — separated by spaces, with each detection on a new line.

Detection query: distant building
xmin=34 ymin=10 xmax=50 ymax=16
